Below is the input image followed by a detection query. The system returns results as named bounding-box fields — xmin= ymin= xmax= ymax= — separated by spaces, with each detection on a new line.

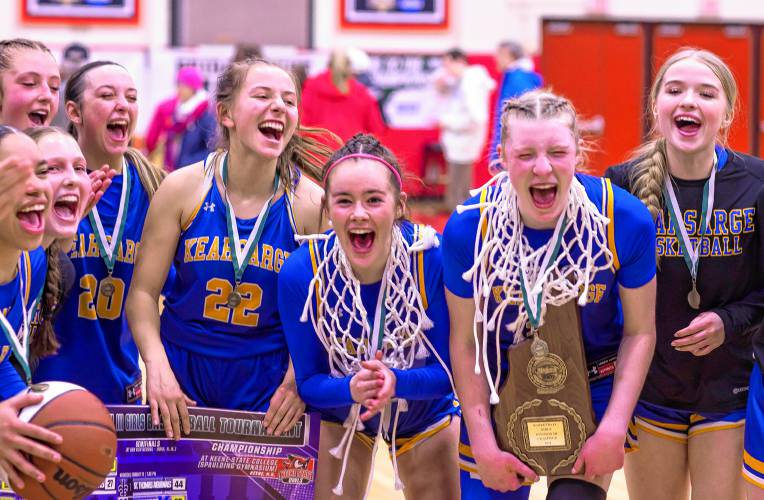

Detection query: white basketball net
xmin=458 ymin=172 xmax=614 ymax=404
xmin=297 ymin=223 xmax=453 ymax=496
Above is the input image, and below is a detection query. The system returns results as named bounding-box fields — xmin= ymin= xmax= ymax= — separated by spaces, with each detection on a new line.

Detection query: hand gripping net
xmin=457 ymin=172 xmax=614 ymax=405
xmin=296 ymin=224 xmax=454 ymax=496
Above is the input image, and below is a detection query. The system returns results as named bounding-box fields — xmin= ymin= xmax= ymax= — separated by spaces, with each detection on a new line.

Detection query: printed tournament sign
xmin=1 ymin=406 xmax=319 ymax=500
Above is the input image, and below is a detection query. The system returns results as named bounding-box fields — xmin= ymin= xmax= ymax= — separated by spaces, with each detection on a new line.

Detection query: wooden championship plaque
xmin=492 ymin=300 xmax=596 ymax=476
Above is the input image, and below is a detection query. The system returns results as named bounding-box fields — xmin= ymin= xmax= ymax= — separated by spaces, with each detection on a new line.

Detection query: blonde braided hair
xmin=629 ymin=48 xmax=737 ymax=223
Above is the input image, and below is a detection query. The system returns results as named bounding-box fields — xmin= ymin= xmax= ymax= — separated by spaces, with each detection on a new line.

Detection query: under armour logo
xmin=203 ymin=202 xmax=215 ymax=212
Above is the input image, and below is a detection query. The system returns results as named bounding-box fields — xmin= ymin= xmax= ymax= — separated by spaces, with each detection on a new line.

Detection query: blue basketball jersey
xmin=34 ymin=161 xmax=150 ymax=404
xmin=161 ymin=157 xmax=300 ymax=360
xmin=279 ymin=220 xmax=457 ymax=438
xmin=443 ymin=174 xmax=656 ymax=491
xmin=0 ymin=247 xmax=46 ymax=400
xmin=443 ymin=173 xmax=656 ymax=378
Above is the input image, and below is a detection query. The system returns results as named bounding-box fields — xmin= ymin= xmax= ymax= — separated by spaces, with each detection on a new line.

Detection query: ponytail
xmin=125 ymin=147 xmax=165 ymax=199
xmin=30 ymin=243 xmax=63 ymax=364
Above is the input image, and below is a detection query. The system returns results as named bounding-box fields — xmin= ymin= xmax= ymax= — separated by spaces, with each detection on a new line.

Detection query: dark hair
xmin=445 ymin=48 xmax=467 ymax=62
xmin=232 ymin=44 xmax=262 ymax=63
xmin=322 ymin=133 xmax=408 ymax=220
xmin=65 ymin=60 xmax=165 ymax=198
xmin=213 ymin=57 xmax=337 ymax=186
xmin=0 ymin=39 xmax=54 ymax=102
xmin=63 ymin=42 xmax=89 ymax=62
xmin=30 ymin=243 xmax=63 ymax=362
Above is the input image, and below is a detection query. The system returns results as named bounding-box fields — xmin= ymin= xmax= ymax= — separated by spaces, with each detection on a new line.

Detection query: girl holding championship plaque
xmin=278 ymin=133 xmax=459 ymax=499
xmin=444 ymin=90 xmax=657 ymax=499
xmin=127 ymin=58 xmax=332 ymax=439
xmin=33 ymin=61 xmax=166 ymax=404
xmin=606 ymin=48 xmax=764 ymax=500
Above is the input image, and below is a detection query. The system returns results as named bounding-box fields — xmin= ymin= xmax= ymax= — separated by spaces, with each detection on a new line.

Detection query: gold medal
xmin=687 ymin=283 xmax=701 ymax=310
xmin=101 ymin=278 xmax=116 ymax=298
xmin=227 ymin=289 xmax=242 ymax=308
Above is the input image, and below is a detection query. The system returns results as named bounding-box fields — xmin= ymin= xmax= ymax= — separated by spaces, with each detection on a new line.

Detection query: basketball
xmin=12 ymin=381 xmax=117 ymax=500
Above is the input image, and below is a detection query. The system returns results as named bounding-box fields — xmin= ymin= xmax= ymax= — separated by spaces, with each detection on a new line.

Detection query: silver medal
xmin=227 ymin=289 xmax=242 ymax=308
xmin=530 ymin=332 xmax=549 ymax=357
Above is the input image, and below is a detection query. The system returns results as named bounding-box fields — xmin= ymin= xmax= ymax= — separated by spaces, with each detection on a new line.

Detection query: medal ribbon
xmin=368 ymin=259 xmax=392 ymax=356
xmin=221 ymin=154 xmax=279 ymax=285
xmin=662 ymin=153 xmax=717 ymax=283
xmin=88 ymin=158 xmax=131 ymax=274
xmin=518 ymin=214 xmax=568 ymax=330
xmin=0 ymin=255 xmax=35 ymax=384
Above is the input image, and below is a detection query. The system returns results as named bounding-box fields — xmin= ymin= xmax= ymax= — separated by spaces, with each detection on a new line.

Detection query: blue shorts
xmin=629 ymin=399 xmax=745 ymax=449
xmin=458 ymin=376 xmax=613 ymax=499
xmin=163 ymin=337 xmax=288 ymax=411
xmin=328 ymin=413 xmax=457 ymax=458
xmin=744 ymin=363 xmax=764 ymax=489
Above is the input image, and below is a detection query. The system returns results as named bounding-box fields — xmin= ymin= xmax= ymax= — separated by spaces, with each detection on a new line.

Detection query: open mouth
xmin=53 ymin=194 xmax=80 ymax=222
xmin=28 ymin=110 xmax=48 ymax=126
xmin=17 ymin=203 xmax=46 ymax=234
xmin=675 ymin=115 xmax=701 ymax=135
xmin=106 ymin=119 xmax=128 ymax=142
xmin=348 ymin=228 xmax=375 ymax=252
xmin=259 ymin=120 xmax=284 ymax=142
xmin=529 ymin=185 xmax=557 ymax=209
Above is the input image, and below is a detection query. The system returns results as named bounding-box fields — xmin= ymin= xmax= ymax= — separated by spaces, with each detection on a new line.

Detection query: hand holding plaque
xmin=492 ymin=300 xmax=596 ymax=476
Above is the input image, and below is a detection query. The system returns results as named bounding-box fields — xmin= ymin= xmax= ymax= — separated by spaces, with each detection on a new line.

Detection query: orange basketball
xmin=12 ymin=381 xmax=117 ymax=500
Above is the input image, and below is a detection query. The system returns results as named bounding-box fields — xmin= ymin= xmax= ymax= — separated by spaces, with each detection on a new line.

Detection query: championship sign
xmin=1 ymin=406 xmax=319 ymax=500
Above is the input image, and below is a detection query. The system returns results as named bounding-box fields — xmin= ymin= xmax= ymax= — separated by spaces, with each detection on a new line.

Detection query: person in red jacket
xmin=300 ymin=49 xmax=385 ymax=142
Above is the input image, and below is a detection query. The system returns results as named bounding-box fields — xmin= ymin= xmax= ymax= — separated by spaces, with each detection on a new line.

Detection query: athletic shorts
xmin=163 ymin=337 xmax=288 ymax=411
xmin=458 ymin=376 xmax=613 ymax=499
xmin=326 ymin=413 xmax=456 ymax=459
xmin=743 ymin=363 xmax=764 ymax=489
xmin=628 ymin=399 xmax=745 ymax=449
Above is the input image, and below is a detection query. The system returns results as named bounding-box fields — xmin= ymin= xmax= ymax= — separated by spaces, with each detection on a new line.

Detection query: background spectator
xmin=145 ymin=65 xmax=215 ymax=171
xmin=300 ymin=48 xmax=386 ymax=142
xmin=51 ymin=42 xmax=89 ymax=128
xmin=434 ymin=48 xmax=495 ymax=210
xmin=489 ymin=40 xmax=542 ymax=164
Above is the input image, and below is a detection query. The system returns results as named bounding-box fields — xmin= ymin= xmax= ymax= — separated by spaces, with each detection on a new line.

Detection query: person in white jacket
xmin=434 ymin=48 xmax=496 ymax=210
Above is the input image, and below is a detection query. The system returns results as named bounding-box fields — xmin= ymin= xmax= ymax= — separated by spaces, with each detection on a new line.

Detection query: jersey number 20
xmin=77 ymin=274 xmax=125 ymax=320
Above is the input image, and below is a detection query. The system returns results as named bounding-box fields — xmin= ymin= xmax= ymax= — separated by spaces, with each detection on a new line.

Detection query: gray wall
xmin=178 ymin=0 xmax=311 ymax=47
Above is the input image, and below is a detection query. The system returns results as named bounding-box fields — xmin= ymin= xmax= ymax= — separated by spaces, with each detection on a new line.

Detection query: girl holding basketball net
xmin=278 ymin=133 xmax=459 ymax=499
xmin=606 ymin=48 xmax=764 ymax=500
xmin=443 ymin=90 xmax=657 ymax=499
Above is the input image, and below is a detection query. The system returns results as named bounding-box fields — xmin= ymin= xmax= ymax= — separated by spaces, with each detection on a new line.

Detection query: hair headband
xmin=324 ymin=153 xmax=402 ymax=188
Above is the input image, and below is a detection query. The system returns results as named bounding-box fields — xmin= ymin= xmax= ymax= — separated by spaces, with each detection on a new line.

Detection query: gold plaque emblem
xmin=527 ymin=353 xmax=567 ymax=394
